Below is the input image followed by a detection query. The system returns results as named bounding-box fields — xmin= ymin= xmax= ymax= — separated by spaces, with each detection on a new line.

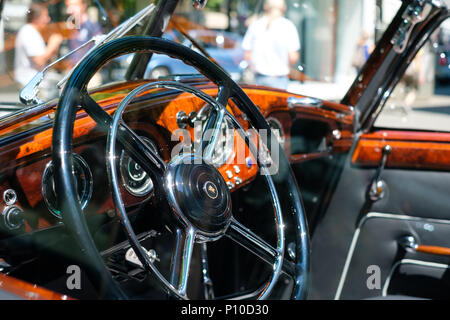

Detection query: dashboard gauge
xmin=267 ymin=117 xmax=285 ymax=146
xmin=42 ymin=153 xmax=93 ymax=219
xmin=120 ymin=137 xmax=158 ymax=197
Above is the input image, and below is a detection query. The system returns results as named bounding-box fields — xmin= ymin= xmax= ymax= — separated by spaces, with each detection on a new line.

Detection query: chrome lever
xmin=399 ymin=235 xmax=450 ymax=256
xmin=367 ymin=145 xmax=392 ymax=201
xmin=398 ymin=235 xmax=418 ymax=252
xmin=19 ymin=72 xmax=45 ymax=105
xmin=200 ymin=243 xmax=214 ymax=300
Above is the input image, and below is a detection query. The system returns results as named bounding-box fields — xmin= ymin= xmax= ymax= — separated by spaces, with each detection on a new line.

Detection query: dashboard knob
xmin=3 ymin=206 xmax=25 ymax=230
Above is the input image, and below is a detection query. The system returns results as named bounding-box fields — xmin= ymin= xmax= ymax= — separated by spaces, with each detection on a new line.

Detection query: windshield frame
xmin=342 ymin=0 xmax=450 ymax=132
xmin=125 ymin=0 xmax=180 ymax=80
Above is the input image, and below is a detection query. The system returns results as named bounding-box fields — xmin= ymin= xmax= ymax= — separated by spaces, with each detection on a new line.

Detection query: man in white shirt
xmin=14 ymin=3 xmax=63 ymax=86
xmin=65 ymin=0 xmax=102 ymax=66
xmin=242 ymin=0 xmax=300 ymax=90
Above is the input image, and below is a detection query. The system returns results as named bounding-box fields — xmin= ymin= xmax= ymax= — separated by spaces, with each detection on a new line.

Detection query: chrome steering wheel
xmin=52 ymin=36 xmax=309 ymax=300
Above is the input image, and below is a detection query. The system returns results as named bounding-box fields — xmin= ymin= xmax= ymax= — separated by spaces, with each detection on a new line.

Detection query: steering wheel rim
xmin=52 ymin=36 xmax=310 ymax=300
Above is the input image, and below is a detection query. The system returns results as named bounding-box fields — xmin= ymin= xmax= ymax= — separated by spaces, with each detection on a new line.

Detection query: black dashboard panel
xmin=290 ymin=118 xmax=331 ymax=155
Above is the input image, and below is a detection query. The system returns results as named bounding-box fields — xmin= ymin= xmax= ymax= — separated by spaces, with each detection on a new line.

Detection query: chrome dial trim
xmin=119 ymin=136 xmax=158 ymax=197
xmin=42 ymin=153 xmax=93 ymax=218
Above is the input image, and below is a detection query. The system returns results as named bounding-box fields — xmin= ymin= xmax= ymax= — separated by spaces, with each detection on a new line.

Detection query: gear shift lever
xmin=399 ymin=235 xmax=450 ymax=256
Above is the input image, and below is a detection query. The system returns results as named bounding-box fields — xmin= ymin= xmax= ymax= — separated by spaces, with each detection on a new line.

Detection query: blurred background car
xmin=436 ymin=48 xmax=450 ymax=83
xmin=144 ymin=29 xmax=247 ymax=82
xmin=436 ymin=25 xmax=450 ymax=83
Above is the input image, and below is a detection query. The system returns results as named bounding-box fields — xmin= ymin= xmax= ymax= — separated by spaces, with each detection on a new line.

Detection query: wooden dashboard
xmin=0 ymin=80 xmax=354 ymax=235
xmin=352 ymin=130 xmax=450 ymax=170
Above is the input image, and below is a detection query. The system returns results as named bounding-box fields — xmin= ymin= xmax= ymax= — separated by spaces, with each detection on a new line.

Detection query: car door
xmin=308 ymin=0 xmax=450 ymax=300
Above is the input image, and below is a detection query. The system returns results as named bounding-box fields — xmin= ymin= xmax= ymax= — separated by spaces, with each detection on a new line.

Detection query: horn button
xmin=165 ymin=155 xmax=232 ymax=236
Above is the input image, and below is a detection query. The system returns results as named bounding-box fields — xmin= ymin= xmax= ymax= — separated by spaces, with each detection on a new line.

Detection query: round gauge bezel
xmin=42 ymin=153 xmax=93 ymax=219
xmin=119 ymin=136 xmax=158 ymax=197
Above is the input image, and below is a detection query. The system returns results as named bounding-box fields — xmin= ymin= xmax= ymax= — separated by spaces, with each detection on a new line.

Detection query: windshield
xmin=157 ymin=0 xmax=404 ymax=100
xmin=0 ymin=0 xmax=407 ymax=118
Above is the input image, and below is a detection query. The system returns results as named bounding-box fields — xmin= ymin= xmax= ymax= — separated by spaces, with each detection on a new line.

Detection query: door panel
xmin=309 ymin=131 xmax=450 ymax=299
xmin=336 ymin=213 xmax=450 ymax=300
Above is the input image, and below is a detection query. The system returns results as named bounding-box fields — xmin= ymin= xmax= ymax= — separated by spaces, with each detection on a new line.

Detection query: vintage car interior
xmin=0 ymin=0 xmax=448 ymax=300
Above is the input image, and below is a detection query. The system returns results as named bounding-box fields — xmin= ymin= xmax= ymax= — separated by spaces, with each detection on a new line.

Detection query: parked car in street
xmin=145 ymin=29 xmax=246 ymax=82
xmin=436 ymin=36 xmax=450 ymax=82
xmin=436 ymin=19 xmax=450 ymax=82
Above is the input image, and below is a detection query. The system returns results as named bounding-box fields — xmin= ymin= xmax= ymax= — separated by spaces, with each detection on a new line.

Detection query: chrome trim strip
xmin=177 ymin=227 xmax=196 ymax=297
xmin=334 ymin=212 xmax=450 ymax=300
xmin=227 ymin=217 xmax=279 ymax=261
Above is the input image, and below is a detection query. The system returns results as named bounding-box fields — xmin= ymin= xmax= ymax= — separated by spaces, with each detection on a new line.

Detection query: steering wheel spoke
xmin=226 ymin=218 xmax=279 ymax=265
xmin=81 ymin=93 xmax=166 ymax=177
xmin=216 ymin=85 xmax=231 ymax=106
xmin=200 ymin=243 xmax=215 ymax=299
xmin=170 ymin=227 xmax=196 ymax=298
xmin=119 ymin=121 xmax=167 ymax=173
xmin=226 ymin=217 xmax=297 ymax=280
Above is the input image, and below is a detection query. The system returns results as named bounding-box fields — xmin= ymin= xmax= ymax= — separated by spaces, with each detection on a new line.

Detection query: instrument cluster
xmin=3 ymin=102 xmax=261 ymax=233
xmin=40 ymin=136 xmax=162 ymax=220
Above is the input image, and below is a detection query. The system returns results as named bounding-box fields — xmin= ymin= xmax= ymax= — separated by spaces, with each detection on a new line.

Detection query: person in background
xmin=14 ymin=3 xmax=63 ymax=86
xmin=242 ymin=0 xmax=300 ymax=90
xmin=352 ymin=30 xmax=375 ymax=74
xmin=65 ymin=0 xmax=102 ymax=66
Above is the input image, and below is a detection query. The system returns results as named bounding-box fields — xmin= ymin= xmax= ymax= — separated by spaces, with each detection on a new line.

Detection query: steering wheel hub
xmin=165 ymin=154 xmax=232 ymax=237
